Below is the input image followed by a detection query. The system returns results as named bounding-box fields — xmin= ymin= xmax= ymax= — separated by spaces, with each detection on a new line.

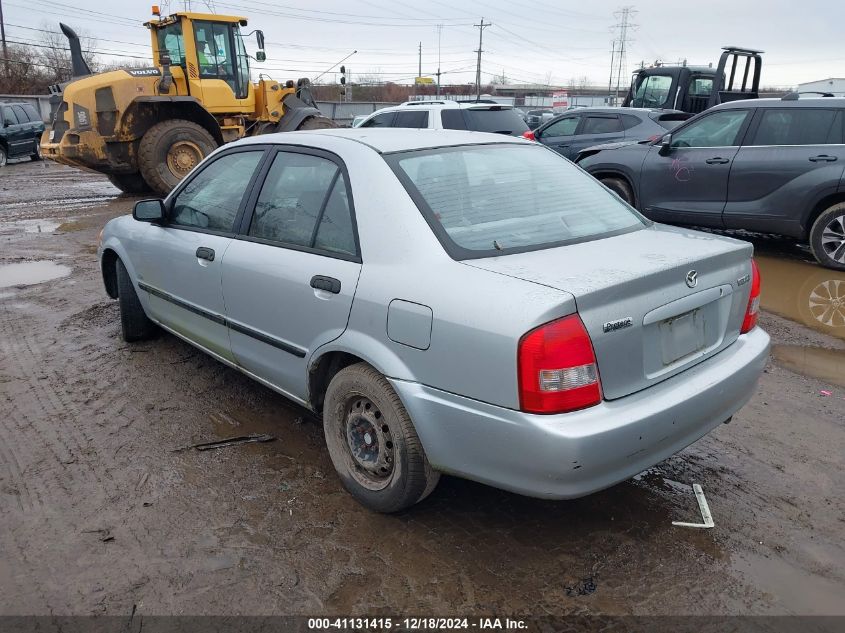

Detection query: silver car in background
xmin=98 ymin=129 xmax=769 ymax=512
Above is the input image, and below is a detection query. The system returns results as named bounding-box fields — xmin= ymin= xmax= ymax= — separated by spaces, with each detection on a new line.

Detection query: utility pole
xmin=607 ymin=40 xmax=616 ymax=105
xmin=436 ymin=24 xmax=442 ymax=96
xmin=473 ymin=17 xmax=491 ymax=102
xmin=418 ymin=41 xmax=422 ymax=81
xmin=0 ymin=0 xmax=8 ymax=79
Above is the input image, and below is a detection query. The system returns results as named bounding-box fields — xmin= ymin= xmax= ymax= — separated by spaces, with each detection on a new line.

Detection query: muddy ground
xmin=1 ymin=160 xmax=843 ymax=619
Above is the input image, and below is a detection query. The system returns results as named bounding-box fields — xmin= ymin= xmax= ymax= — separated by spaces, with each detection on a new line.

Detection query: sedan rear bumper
xmin=389 ymin=326 xmax=769 ymax=499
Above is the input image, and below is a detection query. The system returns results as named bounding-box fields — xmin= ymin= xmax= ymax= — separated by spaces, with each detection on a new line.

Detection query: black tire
xmin=138 ymin=119 xmax=217 ymax=196
xmin=31 ymin=143 xmax=43 ymax=161
xmin=107 ymin=172 xmax=152 ymax=194
xmin=0 ymin=146 xmax=7 ymax=167
xmin=601 ymin=176 xmax=634 ymax=206
xmin=323 ymin=363 xmax=439 ymax=513
xmin=115 ymin=258 xmax=155 ymax=342
xmin=809 ymin=203 xmax=845 ymax=271
xmin=296 ymin=116 xmax=337 ymax=131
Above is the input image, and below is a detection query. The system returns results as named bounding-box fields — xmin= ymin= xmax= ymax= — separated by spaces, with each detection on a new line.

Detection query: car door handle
xmin=195 ymin=247 xmax=215 ymax=261
xmin=809 ymin=155 xmax=838 ymax=162
xmin=705 ymin=157 xmax=730 ymax=164
xmin=310 ymin=275 xmax=341 ymax=294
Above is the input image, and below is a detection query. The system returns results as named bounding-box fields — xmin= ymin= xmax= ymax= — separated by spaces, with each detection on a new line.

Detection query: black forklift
xmin=622 ymin=46 xmax=764 ymax=114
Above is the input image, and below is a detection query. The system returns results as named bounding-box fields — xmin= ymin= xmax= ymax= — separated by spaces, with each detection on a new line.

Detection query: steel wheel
xmin=342 ymin=395 xmax=395 ymax=491
xmin=166 ymin=140 xmax=203 ymax=180
xmin=820 ymin=214 xmax=845 ymax=264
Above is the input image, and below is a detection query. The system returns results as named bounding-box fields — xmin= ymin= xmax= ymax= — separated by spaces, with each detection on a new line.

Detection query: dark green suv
xmin=0 ymin=102 xmax=45 ymax=167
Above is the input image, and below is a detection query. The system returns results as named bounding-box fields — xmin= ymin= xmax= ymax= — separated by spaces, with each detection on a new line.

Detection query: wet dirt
xmin=1 ymin=160 xmax=844 ymax=617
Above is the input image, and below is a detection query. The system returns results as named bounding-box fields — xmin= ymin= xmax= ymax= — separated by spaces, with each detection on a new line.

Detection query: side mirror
xmin=133 ymin=199 xmax=165 ymax=223
xmin=255 ymin=30 xmax=266 ymax=61
xmin=658 ymin=133 xmax=672 ymax=155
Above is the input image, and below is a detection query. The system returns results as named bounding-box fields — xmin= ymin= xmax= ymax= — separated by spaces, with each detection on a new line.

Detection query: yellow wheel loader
xmin=40 ymin=8 xmax=335 ymax=195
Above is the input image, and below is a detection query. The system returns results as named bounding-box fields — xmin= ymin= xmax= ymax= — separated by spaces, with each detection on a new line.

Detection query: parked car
xmin=99 ymin=129 xmax=769 ymax=512
xmin=525 ymin=108 xmax=554 ymax=129
xmin=526 ymin=107 xmax=690 ymax=161
xmin=576 ymin=97 xmax=845 ymax=270
xmin=357 ymin=100 xmax=529 ymax=136
xmin=0 ymin=102 xmax=45 ymax=166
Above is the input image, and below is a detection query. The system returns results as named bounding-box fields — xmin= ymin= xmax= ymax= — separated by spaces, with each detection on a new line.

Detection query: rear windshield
xmin=388 ymin=144 xmax=645 ymax=259
xmin=462 ymin=107 xmax=528 ymax=135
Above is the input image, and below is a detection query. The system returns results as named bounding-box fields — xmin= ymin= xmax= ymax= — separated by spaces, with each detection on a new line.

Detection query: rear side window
xmin=389 ymin=144 xmax=643 ymax=258
xmin=11 ymin=105 xmax=30 ymax=123
xmin=751 ymin=109 xmax=843 ymax=146
xmin=440 ymin=109 xmax=467 ymax=130
xmin=580 ymin=116 xmax=622 ymax=134
xmin=620 ymin=114 xmax=642 ymax=130
xmin=462 ymin=108 xmax=529 ymax=135
xmin=393 ymin=110 xmax=429 ymax=128
xmin=249 ymin=152 xmax=357 ymax=257
xmin=171 ymin=151 xmax=263 ymax=232
xmin=2 ymin=106 xmax=19 ymax=126
xmin=361 ymin=111 xmax=395 ymax=128
xmin=21 ymin=104 xmax=41 ymax=122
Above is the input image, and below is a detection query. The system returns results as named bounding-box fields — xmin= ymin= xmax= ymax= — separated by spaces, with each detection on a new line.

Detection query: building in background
xmin=797 ymin=78 xmax=845 ymax=96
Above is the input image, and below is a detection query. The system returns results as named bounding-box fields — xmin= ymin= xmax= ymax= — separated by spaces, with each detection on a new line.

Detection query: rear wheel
xmin=809 ymin=203 xmax=845 ymax=271
xmin=0 ymin=146 xmax=7 ymax=167
xmin=107 ymin=172 xmax=152 ymax=195
xmin=138 ymin=119 xmax=217 ymax=196
xmin=296 ymin=116 xmax=336 ymax=131
xmin=600 ymin=176 xmax=634 ymax=206
xmin=323 ymin=363 xmax=439 ymax=513
xmin=115 ymin=258 xmax=156 ymax=342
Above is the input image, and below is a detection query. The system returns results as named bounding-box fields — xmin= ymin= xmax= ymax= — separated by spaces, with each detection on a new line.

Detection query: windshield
xmin=388 ymin=144 xmax=644 ymax=258
xmin=631 ymin=74 xmax=673 ymax=108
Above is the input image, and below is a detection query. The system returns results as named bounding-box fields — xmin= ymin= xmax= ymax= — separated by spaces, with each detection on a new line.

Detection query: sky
xmin=3 ymin=0 xmax=844 ymax=89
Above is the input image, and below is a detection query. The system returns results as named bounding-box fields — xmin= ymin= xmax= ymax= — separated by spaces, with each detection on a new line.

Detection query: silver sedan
xmin=98 ymin=129 xmax=770 ymax=512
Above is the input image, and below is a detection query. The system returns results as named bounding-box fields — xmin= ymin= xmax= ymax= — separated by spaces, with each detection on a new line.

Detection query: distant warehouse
xmin=797 ymin=78 xmax=845 ymax=97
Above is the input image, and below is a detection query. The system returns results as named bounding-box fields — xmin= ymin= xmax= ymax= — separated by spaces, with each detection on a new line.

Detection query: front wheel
xmin=600 ymin=176 xmax=635 ymax=206
xmin=323 ymin=363 xmax=439 ymax=513
xmin=138 ymin=119 xmax=217 ymax=196
xmin=809 ymin=203 xmax=845 ymax=271
xmin=0 ymin=146 xmax=7 ymax=167
xmin=115 ymin=259 xmax=156 ymax=342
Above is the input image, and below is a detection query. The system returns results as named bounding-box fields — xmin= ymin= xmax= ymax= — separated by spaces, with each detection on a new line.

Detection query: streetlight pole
xmin=0 ymin=0 xmax=9 ymax=79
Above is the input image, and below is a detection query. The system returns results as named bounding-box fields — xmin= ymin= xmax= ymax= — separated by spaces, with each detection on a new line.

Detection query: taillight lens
xmin=522 ymin=130 xmax=536 ymax=141
xmin=518 ymin=314 xmax=602 ymax=414
xmin=740 ymin=259 xmax=761 ymax=334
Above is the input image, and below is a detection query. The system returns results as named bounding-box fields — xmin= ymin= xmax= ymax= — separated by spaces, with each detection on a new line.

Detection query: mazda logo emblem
xmin=685 ymin=270 xmax=698 ymax=288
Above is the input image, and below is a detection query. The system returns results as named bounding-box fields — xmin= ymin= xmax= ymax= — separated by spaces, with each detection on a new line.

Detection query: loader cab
xmin=148 ymin=12 xmax=256 ymax=113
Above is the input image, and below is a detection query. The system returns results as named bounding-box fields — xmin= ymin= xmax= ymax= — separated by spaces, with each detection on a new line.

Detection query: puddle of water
xmin=0 ymin=261 xmax=72 ymax=289
xmin=756 ymin=256 xmax=845 ymax=341
xmin=771 ymin=345 xmax=845 ymax=389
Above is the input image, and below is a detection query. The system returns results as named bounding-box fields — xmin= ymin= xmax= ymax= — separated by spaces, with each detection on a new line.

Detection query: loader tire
xmin=107 ymin=172 xmax=152 ymax=195
xmin=296 ymin=116 xmax=337 ymax=131
xmin=138 ymin=119 xmax=217 ymax=196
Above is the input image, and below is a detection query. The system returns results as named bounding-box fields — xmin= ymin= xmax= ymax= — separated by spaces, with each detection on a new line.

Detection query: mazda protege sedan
xmin=98 ymin=128 xmax=770 ymax=512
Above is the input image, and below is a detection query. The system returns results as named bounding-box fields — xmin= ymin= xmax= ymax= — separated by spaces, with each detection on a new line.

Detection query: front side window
xmin=631 ymin=74 xmax=673 ymax=108
xmin=361 ymin=111 xmax=395 ymax=128
xmin=390 ymin=144 xmax=644 ymax=257
xmin=751 ymin=109 xmax=843 ymax=146
xmin=543 ymin=116 xmax=579 ymax=137
xmin=156 ymin=22 xmax=185 ymax=66
xmin=580 ymin=115 xmax=622 ymax=134
xmin=170 ymin=151 xmax=262 ymax=232
xmin=249 ymin=152 xmax=357 ymax=257
xmin=671 ymin=110 xmax=750 ymax=148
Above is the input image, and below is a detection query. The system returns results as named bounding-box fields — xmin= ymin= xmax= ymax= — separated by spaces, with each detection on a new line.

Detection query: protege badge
xmin=603 ymin=317 xmax=633 ymax=333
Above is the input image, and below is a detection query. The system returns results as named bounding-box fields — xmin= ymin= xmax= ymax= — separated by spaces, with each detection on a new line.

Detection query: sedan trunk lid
xmin=464 ymin=224 xmax=754 ymax=400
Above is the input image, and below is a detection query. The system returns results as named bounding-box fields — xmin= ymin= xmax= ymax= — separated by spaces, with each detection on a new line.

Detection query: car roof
xmin=369 ymin=100 xmax=516 ymax=113
xmin=712 ymin=97 xmax=845 ymax=110
xmin=236 ymin=128 xmax=529 ymax=154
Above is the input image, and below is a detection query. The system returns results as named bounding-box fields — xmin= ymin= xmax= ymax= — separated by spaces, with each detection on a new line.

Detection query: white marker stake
xmin=672 ymin=483 xmax=715 ymax=528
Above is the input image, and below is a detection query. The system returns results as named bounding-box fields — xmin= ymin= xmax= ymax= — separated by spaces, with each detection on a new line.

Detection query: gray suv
xmin=576 ymin=97 xmax=845 ymax=269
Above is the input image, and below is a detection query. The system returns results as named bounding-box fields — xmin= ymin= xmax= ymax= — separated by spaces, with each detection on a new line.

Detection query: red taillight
xmin=740 ymin=259 xmax=761 ymax=334
xmin=522 ymin=130 xmax=536 ymax=141
xmin=518 ymin=314 xmax=602 ymax=414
